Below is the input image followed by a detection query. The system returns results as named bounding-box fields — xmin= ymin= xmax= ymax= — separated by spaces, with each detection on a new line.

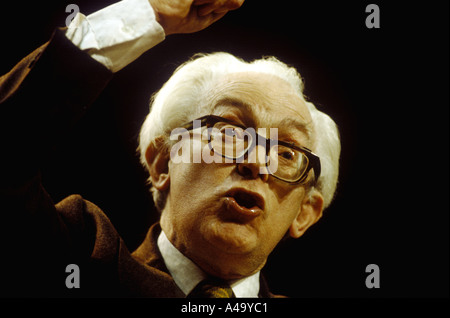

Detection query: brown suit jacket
xmin=0 ymin=29 xmax=279 ymax=298
xmin=59 ymin=194 xmax=276 ymax=297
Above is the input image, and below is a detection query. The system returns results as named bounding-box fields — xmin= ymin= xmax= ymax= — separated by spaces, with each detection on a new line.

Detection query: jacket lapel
xmin=129 ymin=223 xmax=185 ymax=297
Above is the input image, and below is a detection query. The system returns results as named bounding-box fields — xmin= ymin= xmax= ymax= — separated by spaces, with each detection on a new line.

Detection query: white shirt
xmin=65 ymin=0 xmax=165 ymax=72
xmin=157 ymin=231 xmax=261 ymax=298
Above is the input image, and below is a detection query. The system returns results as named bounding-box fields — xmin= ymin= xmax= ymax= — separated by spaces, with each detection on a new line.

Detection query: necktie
xmin=187 ymin=278 xmax=236 ymax=298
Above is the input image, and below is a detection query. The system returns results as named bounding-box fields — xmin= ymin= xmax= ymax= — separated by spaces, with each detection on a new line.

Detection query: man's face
xmin=159 ymin=72 xmax=318 ymax=279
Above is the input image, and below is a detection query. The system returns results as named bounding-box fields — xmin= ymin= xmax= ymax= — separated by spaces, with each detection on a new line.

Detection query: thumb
xmin=194 ymin=9 xmax=228 ymax=30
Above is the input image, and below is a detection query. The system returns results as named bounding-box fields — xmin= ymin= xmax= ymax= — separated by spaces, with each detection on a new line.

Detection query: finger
xmin=195 ymin=0 xmax=245 ymax=8
xmin=196 ymin=0 xmax=244 ymax=17
xmin=207 ymin=11 xmax=228 ymax=24
xmin=213 ymin=8 xmax=229 ymax=13
xmin=223 ymin=0 xmax=245 ymax=11
xmin=186 ymin=7 xmax=227 ymax=32
xmin=193 ymin=0 xmax=214 ymax=4
xmin=197 ymin=4 xmax=217 ymax=17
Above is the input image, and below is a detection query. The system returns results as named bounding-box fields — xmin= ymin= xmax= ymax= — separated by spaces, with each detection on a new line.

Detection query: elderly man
xmin=0 ymin=0 xmax=339 ymax=298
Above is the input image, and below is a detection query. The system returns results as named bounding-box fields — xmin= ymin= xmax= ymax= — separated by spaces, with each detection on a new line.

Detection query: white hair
xmin=139 ymin=52 xmax=340 ymax=211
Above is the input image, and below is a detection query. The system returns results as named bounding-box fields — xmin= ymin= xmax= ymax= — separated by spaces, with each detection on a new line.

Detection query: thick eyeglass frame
xmin=178 ymin=114 xmax=321 ymax=185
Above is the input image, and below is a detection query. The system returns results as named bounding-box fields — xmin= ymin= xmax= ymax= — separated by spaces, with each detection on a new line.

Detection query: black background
xmin=1 ymin=0 xmax=448 ymax=299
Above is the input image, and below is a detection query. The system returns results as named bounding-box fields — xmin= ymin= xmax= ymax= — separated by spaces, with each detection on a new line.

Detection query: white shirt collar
xmin=157 ymin=230 xmax=260 ymax=297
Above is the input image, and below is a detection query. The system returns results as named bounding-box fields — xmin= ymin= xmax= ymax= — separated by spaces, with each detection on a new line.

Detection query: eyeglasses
xmin=177 ymin=115 xmax=321 ymax=185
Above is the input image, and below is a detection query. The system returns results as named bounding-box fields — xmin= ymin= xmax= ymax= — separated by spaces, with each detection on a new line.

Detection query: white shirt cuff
xmin=65 ymin=0 xmax=165 ymax=72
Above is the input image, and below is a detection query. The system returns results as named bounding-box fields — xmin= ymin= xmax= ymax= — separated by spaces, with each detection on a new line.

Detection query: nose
xmin=236 ymin=145 xmax=269 ymax=182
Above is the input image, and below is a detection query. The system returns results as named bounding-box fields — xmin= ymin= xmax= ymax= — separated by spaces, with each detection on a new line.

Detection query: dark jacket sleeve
xmin=0 ymin=28 xmax=113 ymax=185
xmin=0 ymin=28 xmax=115 ymax=296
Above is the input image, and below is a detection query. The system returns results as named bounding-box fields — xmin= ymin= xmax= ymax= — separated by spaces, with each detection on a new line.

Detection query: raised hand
xmin=149 ymin=0 xmax=244 ymax=35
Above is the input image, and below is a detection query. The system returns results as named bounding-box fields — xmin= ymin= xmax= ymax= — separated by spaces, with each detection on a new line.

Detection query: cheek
xmin=167 ymin=160 xmax=232 ymax=217
xmin=169 ymin=138 xmax=224 ymax=184
xmin=170 ymin=161 xmax=224 ymax=192
xmin=169 ymin=163 xmax=202 ymax=205
xmin=262 ymin=187 xmax=306 ymax=238
xmin=169 ymin=136 xmax=235 ymax=191
xmin=269 ymin=179 xmax=307 ymax=208
xmin=165 ymin=162 xmax=236 ymax=251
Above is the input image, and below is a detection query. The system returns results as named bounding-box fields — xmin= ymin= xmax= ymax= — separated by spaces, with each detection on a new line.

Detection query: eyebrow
xmin=212 ymin=96 xmax=255 ymax=115
xmin=212 ymin=96 xmax=311 ymax=137
xmin=277 ymin=117 xmax=312 ymax=138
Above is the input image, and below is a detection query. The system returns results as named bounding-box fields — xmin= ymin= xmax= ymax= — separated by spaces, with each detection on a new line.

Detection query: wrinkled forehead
xmin=205 ymin=72 xmax=313 ymax=146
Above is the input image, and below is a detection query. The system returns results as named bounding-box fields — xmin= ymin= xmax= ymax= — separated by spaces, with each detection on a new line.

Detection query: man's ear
xmin=145 ymin=136 xmax=170 ymax=191
xmin=289 ymin=190 xmax=324 ymax=239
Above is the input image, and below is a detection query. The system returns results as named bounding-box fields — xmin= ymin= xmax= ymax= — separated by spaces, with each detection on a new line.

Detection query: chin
xmin=190 ymin=220 xmax=268 ymax=280
xmin=201 ymin=219 xmax=259 ymax=255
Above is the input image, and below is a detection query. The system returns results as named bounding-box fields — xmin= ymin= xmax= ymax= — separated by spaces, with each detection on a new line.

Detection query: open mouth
xmin=224 ymin=188 xmax=265 ymax=218
xmin=233 ymin=191 xmax=260 ymax=209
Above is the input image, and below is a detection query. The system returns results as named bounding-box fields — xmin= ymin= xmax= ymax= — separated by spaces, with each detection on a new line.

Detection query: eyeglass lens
xmin=208 ymin=122 xmax=309 ymax=182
